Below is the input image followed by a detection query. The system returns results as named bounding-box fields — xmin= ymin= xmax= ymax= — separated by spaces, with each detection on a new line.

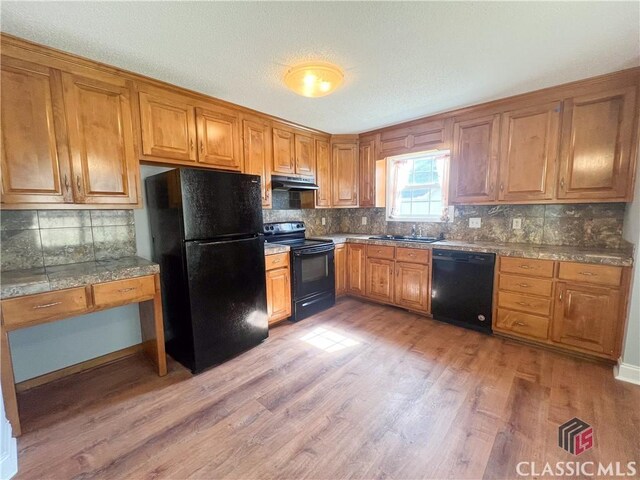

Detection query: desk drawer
xmin=367 ymin=244 xmax=395 ymax=260
xmin=396 ymin=247 xmax=430 ymax=264
xmin=498 ymin=291 xmax=551 ymax=316
xmin=499 ymin=274 xmax=553 ymax=297
xmin=496 ymin=309 xmax=549 ymax=340
xmin=265 ymin=252 xmax=289 ymax=271
xmin=2 ymin=288 xmax=89 ymax=328
xmin=92 ymin=276 xmax=156 ymax=308
xmin=500 ymin=257 xmax=554 ymax=278
xmin=558 ymin=262 xmax=622 ymax=287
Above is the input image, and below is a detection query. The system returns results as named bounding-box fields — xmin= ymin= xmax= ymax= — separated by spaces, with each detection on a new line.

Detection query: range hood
xmin=271 ymin=175 xmax=319 ymax=191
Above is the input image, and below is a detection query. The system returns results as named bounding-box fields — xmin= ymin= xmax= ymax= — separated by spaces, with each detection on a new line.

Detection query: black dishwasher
xmin=431 ymin=249 xmax=495 ymax=333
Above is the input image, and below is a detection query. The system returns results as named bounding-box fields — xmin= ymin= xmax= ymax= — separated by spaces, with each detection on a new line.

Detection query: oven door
xmin=292 ymin=245 xmax=335 ymax=300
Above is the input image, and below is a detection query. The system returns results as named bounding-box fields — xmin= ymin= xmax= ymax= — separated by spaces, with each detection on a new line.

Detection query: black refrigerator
xmin=146 ymin=168 xmax=268 ymax=373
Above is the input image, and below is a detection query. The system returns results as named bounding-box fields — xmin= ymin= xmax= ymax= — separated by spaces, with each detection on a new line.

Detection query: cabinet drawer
xmin=265 ymin=252 xmax=290 ymax=271
xmin=500 ymin=257 xmax=554 ymax=278
xmin=495 ymin=309 xmax=549 ymax=340
xmin=92 ymin=276 xmax=156 ymax=308
xmin=367 ymin=245 xmax=395 ymax=260
xmin=2 ymin=288 xmax=89 ymax=328
xmin=498 ymin=291 xmax=551 ymax=316
xmin=395 ymin=247 xmax=430 ymax=264
xmin=499 ymin=274 xmax=553 ymax=297
xmin=558 ymin=262 xmax=622 ymax=287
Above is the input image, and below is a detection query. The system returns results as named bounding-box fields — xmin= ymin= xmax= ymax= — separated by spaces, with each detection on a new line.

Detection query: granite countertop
xmin=264 ymin=243 xmax=290 ymax=255
xmin=1 ymin=256 xmax=160 ymax=300
xmin=315 ymin=234 xmax=634 ymax=267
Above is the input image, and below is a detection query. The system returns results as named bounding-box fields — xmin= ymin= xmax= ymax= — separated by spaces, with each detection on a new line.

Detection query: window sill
xmin=386 ymin=216 xmax=445 ymax=223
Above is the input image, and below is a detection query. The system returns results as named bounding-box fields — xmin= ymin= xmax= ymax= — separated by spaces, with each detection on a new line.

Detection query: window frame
xmin=385 ymin=150 xmax=450 ymax=223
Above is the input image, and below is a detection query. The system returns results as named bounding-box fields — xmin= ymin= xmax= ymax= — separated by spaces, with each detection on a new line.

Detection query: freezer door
xmin=180 ymin=168 xmax=263 ymax=240
xmin=185 ymin=235 xmax=268 ymax=372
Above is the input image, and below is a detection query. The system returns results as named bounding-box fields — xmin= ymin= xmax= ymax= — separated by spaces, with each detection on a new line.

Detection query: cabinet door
xmin=243 ymin=118 xmax=272 ymax=207
xmin=552 ymin=282 xmax=620 ymax=357
xmin=347 ymin=244 xmax=366 ymax=296
xmin=335 ymin=244 xmax=347 ymax=296
xmin=315 ymin=138 xmax=331 ymax=207
xmin=450 ymin=114 xmax=500 ymax=203
xmin=272 ymin=127 xmax=295 ymax=174
xmin=196 ymin=107 xmax=242 ymax=171
xmin=395 ymin=262 xmax=430 ymax=312
xmin=332 ymin=143 xmax=359 ymax=207
xmin=365 ymin=257 xmax=394 ymax=303
xmin=139 ymin=91 xmax=197 ymax=162
xmin=294 ymin=133 xmax=315 ymax=176
xmin=62 ymin=72 xmax=138 ymax=205
xmin=499 ymin=102 xmax=561 ymax=201
xmin=266 ymin=267 xmax=291 ymax=324
xmin=1 ymin=57 xmax=73 ymax=205
xmin=359 ymin=137 xmax=376 ymax=207
xmin=558 ymin=86 xmax=637 ymax=200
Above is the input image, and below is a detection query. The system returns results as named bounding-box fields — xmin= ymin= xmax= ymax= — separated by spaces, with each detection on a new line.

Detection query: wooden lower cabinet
xmin=347 ymin=244 xmax=366 ymax=296
xmin=494 ymin=256 xmax=629 ymax=361
xmin=335 ymin=244 xmax=347 ymax=296
xmin=365 ymin=257 xmax=394 ymax=303
xmin=551 ymin=282 xmax=621 ymax=357
xmin=395 ymin=262 xmax=430 ymax=313
xmin=264 ymin=252 xmax=291 ymax=325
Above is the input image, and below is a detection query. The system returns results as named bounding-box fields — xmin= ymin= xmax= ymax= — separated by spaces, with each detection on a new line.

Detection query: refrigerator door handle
xmin=194 ymin=236 xmax=259 ymax=247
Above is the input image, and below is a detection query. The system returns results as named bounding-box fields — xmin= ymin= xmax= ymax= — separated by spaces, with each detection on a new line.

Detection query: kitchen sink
xmin=368 ymin=234 xmax=444 ymax=243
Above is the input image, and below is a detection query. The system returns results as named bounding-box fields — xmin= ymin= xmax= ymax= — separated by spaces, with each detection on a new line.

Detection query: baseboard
xmin=15 ymin=344 xmax=143 ymax=393
xmin=614 ymin=360 xmax=640 ymax=385
xmin=0 ymin=421 xmax=17 ymax=480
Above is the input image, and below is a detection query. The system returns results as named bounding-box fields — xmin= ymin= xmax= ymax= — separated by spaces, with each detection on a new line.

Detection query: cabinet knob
xmin=560 ymin=178 xmax=565 ymax=189
xmin=515 ymin=321 xmax=526 ymax=327
xmin=190 ymin=139 xmax=194 ymax=151
xmin=200 ymin=141 xmax=204 ymax=154
xmin=64 ymin=174 xmax=70 ymax=193
xmin=76 ymin=175 xmax=82 ymax=192
xmin=500 ymin=183 xmax=504 ymax=191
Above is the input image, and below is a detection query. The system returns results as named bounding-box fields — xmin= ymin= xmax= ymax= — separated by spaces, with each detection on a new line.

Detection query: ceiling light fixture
xmin=284 ymin=61 xmax=344 ymax=98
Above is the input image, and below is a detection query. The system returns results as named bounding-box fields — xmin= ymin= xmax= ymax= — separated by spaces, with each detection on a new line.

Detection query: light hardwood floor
xmin=13 ymin=298 xmax=640 ymax=479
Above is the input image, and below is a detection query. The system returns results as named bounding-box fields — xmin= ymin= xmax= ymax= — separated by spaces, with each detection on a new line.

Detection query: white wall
xmin=619 ymin=148 xmax=640 ymax=383
xmin=8 ymin=165 xmax=172 ymax=383
xmin=0 ymin=383 xmax=17 ymax=480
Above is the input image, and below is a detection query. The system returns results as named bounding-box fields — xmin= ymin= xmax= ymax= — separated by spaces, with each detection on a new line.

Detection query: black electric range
xmin=264 ymin=222 xmax=335 ymax=321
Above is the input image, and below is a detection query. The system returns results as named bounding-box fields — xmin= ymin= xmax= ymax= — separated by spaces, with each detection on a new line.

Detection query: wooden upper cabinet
xmin=378 ymin=119 xmax=449 ymax=158
xmin=272 ymin=127 xmax=295 ymax=175
xmin=498 ymin=102 xmax=561 ymax=202
xmin=196 ymin=106 xmax=242 ymax=171
xmin=552 ymin=282 xmax=621 ymax=357
xmin=558 ymin=85 xmax=637 ymax=201
xmin=139 ymin=91 xmax=197 ymax=162
xmin=61 ymin=72 xmax=138 ymax=205
xmin=359 ymin=136 xmax=376 ymax=207
xmin=243 ymin=118 xmax=272 ymax=208
xmin=1 ymin=57 xmax=73 ymax=205
xmin=332 ymin=143 xmax=359 ymax=207
xmin=450 ymin=114 xmax=500 ymax=204
xmin=315 ymin=138 xmax=331 ymax=207
xmin=294 ymin=133 xmax=315 ymax=176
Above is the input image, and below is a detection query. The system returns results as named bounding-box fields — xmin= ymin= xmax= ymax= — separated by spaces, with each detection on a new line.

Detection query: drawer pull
xmin=515 ymin=321 xmax=527 ymax=327
xmin=579 ymin=271 xmax=597 ymax=276
xmin=33 ymin=301 xmax=62 ymax=309
xmin=272 ymin=259 xmax=281 ymax=264
xmin=516 ymin=302 xmax=530 ymax=307
xmin=409 ymin=253 xmax=415 ymax=257
xmin=118 ymin=287 xmax=136 ymax=293
xmin=518 ymin=283 xmax=530 ymax=287
xmin=519 ymin=265 xmax=531 ymax=270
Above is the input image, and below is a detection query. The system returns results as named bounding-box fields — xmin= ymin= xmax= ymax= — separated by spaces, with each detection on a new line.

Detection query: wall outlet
xmin=469 ymin=217 xmax=481 ymax=229
xmin=321 ymin=217 xmax=326 ymax=226
xmin=361 ymin=217 xmax=368 ymax=226
xmin=512 ymin=218 xmax=522 ymax=230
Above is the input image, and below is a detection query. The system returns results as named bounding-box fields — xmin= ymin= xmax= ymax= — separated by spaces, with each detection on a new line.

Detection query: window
xmin=386 ymin=150 xmax=450 ymax=222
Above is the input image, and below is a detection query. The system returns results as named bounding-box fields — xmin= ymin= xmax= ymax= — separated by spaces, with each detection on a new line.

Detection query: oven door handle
xmin=294 ymin=245 xmax=335 ymax=256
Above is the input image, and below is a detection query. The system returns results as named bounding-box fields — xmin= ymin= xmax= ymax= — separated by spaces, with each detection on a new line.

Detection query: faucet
xmin=411 ymin=224 xmax=418 ymax=237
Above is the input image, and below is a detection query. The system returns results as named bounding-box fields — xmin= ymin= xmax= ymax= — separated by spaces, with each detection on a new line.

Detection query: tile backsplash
xmin=1 ymin=210 xmax=136 ymax=271
xmin=265 ymin=203 xmax=627 ymax=248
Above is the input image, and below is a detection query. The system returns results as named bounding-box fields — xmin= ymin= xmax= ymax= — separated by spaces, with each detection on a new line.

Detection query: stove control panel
xmin=264 ymin=222 xmax=305 ymax=235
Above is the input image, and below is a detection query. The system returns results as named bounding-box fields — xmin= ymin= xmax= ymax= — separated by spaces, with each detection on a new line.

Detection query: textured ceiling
xmin=1 ymin=2 xmax=639 ymax=134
